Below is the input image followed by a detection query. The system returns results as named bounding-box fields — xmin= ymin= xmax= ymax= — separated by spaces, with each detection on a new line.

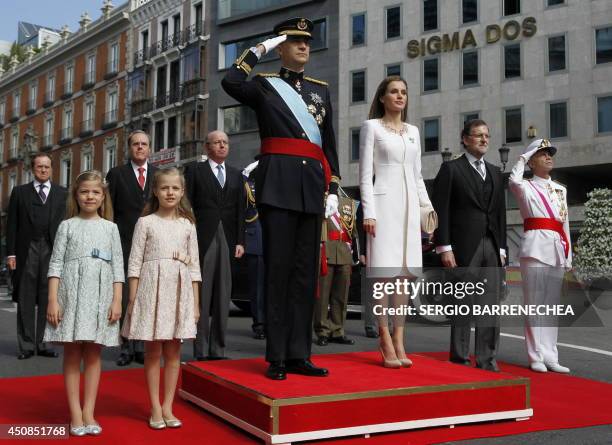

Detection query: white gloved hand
xmin=242 ymin=160 xmax=259 ymax=178
xmin=259 ymin=35 xmax=287 ymax=55
xmin=325 ymin=194 xmax=339 ymax=219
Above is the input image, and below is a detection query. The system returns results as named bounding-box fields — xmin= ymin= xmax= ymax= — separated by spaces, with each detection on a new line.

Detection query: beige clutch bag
xmin=420 ymin=206 xmax=438 ymax=234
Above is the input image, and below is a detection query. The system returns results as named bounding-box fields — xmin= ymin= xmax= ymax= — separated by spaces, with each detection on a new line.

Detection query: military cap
xmin=523 ymin=138 xmax=557 ymax=157
xmin=273 ymin=17 xmax=313 ymax=40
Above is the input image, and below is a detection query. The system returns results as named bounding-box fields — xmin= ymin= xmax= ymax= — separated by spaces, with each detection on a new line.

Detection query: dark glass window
xmin=350 ymin=128 xmax=360 ymax=162
xmin=352 ymin=13 xmax=366 ymax=46
xmin=386 ymin=64 xmax=401 ymax=77
xmin=462 ymin=0 xmax=477 ymax=23
xmin=462 ymin=51 xmax=478 ymax=85
xmin=351 ymin=71 xmax=366 ymax=103
xmin=505 ymin=108 xmax=522 ymax=143
xmin=168 ymin=116 xmax=177 ymax=147
xmin=424 ymin=118 xmax=440 ymax=152
xmin=597 ymin=96 xmax=612 ymax=133
xmin=504 ymin=0 xmax=520 ymax=16
xmin=549 ymin=102 xmax=568 ymax=139
xmin=423 ymin=58 xmax=439 ymax=92
xmin=423 ymin=0 xmax=437 ymax=31
xmin=547 ymin=0 xmax=564 ymax=6
xmin=504 ymin=43 xmax=521 ymax=79
xmin=386 ymin=6 xmax=401 ymax=39
xmin=218 ymin=0 xmax=295 ymax=20
xmin=548 ymin=35 xmax=566 ymax=72
xmin=596 ymin=27 xmax=612 ymax=64
xmin=463 ymin=112 xmax=480 ymax=125
xmin=155 ymin=120 xmax=165 ymax=151
xmin=223 ymin=105 xmax=258 ymax=134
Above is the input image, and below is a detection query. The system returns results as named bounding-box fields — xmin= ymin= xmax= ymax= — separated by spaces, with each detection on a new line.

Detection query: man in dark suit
xmin=185 ymin=130 xmax=245 ymax=360
xmin=432 ymin=119 xmax=507 ymax=372
xmin=6 ymin=153 xmax=67 ymax=359
xmin=106 ymin=130 xmax=157 ymax=366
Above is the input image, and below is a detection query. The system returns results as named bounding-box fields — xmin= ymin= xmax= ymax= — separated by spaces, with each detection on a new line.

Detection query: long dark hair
xmin=142 ymin=167 xmax=195 ymax=224
xmin=368 ymin=76 xmax=408 ymax=122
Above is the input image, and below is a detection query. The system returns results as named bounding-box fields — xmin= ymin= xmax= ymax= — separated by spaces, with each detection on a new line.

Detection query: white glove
xmin=325 ymin=194 xmax=339 ymax=219
xmin=242 ymin=160 xmax=259 ymax=178
xmin=260 ymin=35 xmax=287 ymax=55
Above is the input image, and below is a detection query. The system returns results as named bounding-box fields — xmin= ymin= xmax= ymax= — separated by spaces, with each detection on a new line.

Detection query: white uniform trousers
xmin=520 ymin=257 xmax=564 ymax=365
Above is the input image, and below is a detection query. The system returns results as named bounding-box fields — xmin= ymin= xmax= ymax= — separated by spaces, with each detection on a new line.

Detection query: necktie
xmin=216 ymin=165 xmax=225 ymax=188
xmin=38 ymin=184 xmax=47 ymax=203
xmin=137 ymin=167 xmax=145 ymax=190
xmin=474 ymin=160 xmax=485 ymax=180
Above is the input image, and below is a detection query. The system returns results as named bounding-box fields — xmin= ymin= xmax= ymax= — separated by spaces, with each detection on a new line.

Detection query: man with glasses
xmin=7 ymin=153 xmax=67 ymax=359
xmin=184 ymin=130 xmax=245 ymax=361
xmin=432 ymin=119 xmax=507 ymax=371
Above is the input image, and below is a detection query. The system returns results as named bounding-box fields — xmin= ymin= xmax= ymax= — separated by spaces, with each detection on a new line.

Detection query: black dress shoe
xmin=17 ymin=351 xmax=34 ymax=360
xmin=37 ymin=350 xmax=59 ymax=358
xmin=134 ymin=352 xmax=145 ymax=364
xmin=365 ymin=328 xmax=379 ymax=338
xmin=116 ymin=353 xmax=133 ymax=366
xmin=206 ymin=356 xmax=228 ymax=361
xmin=253 ymin=330 xmax=266 ymax=340
xmin=286 ymin=360 xmax=328 ymax=377
xmin=265 ymin=362 xmax=287 ymax=380
xmin=195 ymin=356 xmax=207 ymax=361
xmin=316 ymin=336 xmax=329 ymax=346
xmin=450 ymin=359 xmax=471 ymax=367
xmin=328 ymin=336 xmax=355 ymax=345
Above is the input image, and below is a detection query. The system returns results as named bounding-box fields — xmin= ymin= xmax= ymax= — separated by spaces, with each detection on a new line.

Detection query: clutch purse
xmin=420 ymin=206 xmax=438 ymax=235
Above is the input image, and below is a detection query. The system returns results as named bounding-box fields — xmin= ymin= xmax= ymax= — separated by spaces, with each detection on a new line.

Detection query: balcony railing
xmin=182 ymin=78 xmax=206 ymax=99
xmin=26 ymin=99 xmax=37 ymax=115
xmin=61 ymin=82 xmax=73 ymax=99
xmin=41 ymin=134 xmax=54 ymax=149
xmin=82 ymin=71 xmax=96 ymax=90
xmin=179 ymin=140 xmax=203 ymax=162
xmin=105 ymin=60 xmax=119 ymax=80
xmin=133 ymin=46 xmax=149 ymax=66
xmin=43 ymin=91 xmax=55 ymax=107
xmin=129 ymin=97 xmax=153 ymax=117
xmin=102 ymin=110 xmax=118 ymax=130
xmin=10 ymin=111 xmax=19 ymax=123
xmin=79 ymin=119 xmax=94 ymax=137
xmin=133 ymin=23 xmax=206 ymax=65
xmin=59 ymin=127 xmax=73 ymax=144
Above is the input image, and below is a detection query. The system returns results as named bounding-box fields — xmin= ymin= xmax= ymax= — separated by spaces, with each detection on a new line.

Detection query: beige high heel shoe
xmin=379 ymin=346 xmax=401 ymax=369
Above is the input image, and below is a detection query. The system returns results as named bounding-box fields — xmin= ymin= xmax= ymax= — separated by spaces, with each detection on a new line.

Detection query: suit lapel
xmin=121 ymin=162 xmax=142 ymax=199
xmin=26 ymin=183 xmax=37 ymax=224
xmin=457 ymin=155 xmax=485 ymax=210
xmin=486 ymin=161 xmax=499 ymax=212
xmin=205 ymin=162 xmax=223 ymax=194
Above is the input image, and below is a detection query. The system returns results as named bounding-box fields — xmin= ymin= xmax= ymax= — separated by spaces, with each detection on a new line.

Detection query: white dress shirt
xmin=33 ymin=179 xmax=52 ymax=201
xmin=208 ymin=159 xmax=226 ymax=185
xmin=131 ymin=161 xmax=148 ymax=183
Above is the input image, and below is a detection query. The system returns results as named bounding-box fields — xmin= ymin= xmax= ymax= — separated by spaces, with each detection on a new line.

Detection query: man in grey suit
xmin=185 ymin=130 xmax=245 ymax=360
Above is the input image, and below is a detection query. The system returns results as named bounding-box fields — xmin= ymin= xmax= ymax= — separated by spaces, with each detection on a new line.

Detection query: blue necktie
xmin=38 ymin=184 xmax=47 ymax=203
xmin=216 ymin=165 xmax=225 ymax=187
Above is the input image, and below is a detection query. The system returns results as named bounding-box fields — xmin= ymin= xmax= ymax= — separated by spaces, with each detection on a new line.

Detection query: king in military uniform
xmin=222 ymin=17 xmax=340 ymax=380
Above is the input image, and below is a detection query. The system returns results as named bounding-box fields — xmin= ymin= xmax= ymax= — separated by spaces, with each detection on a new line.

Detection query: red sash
xmin=524 ymin=218 xmax=569 ymax=258
xmin=260 ymin=137 xmax=331 ymax=189
xmin=328 ymin=231 xmax=351 ymax=243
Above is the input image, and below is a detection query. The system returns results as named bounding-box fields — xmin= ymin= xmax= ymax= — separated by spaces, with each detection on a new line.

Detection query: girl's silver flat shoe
xmin=149 ymin=417 xmax=166 ymax=430
xmin=70 ymin=425 xmax=87 ymax=436
xmin=163 ymin=417 xmax=182 ymax=428
xmin=85 ymin=424 xmax=102 ymax=435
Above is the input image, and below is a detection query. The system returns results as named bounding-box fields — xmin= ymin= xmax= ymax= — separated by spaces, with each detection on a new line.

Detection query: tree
xmin=574 ymin=188 xmax=612 ymax=282
xmin=0 ymin=42 xmax=28 ymax=71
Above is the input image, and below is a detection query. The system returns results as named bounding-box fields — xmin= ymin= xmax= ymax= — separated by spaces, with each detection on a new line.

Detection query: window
xmin=423 ymin=118 xmax=440 ymax=152
xmin=194 ymin=3 xmax=203 ymax=33
xmin=351 ymin=70 xmax=366 ymax=103
xmin=595 ymin=27 xmax=612 ymax=65
xmin=82 ymin=151 xmax=93 ymax=171
xmin=547 ymin=0 xmax=564 ymax=6
xmin=107 ymin=91 xmax=118 ymax=122
xmin=597 ymin=96 xmax=612 ymax=134
xmin=0 ymin=101 xmax=5 ymax=123
xmin=9 ymin=174 xmax=16 ymax=195
xmin=168 ymin=116 xmax=177 ymax=147
xmin=548 ymin=35 xmax=566 ymax=72
xmin=352 ymin=13 xmax=366 ymax=46
xmin=423 ymin=0 xmax=437 ymax=32
xmin=217 ymin=0 xmax=295 ymax=20
xmin=462 ymin=0 xmax=478 ymax=24
xmin=62 ymin=108 xmax=73 ymax=140
xmin=13 ymin=91 xmax=20 ymax=117
xmin=83 ymin=100 xmax=95 ymax=134
xmin=46 ymin=75 xmax=55 ymax=103
xmin=103 ymin=139 xmax=117 ymax=174
xmin=423 ymin=58 xmax=439 ymax=92
xmin=86 ymin=54 xmax=96 ymax=84
xmin=61 ymin=157 xmax=71 ymax=188
xmin=220 ymin=19 xmax=327 ymax=69
xmin=173 ymin=14 xmax=181 ymax=40
xmin=386 ymin=63 xmax=402 ymax=77
xmin=385 ymin=6 xmax=401 ymax=40
xmin=28 ymin=82 xmax=37 ymax=111
xmin=503 ymin=0 xmax=520 ymax=16
xmin=155 ymin=120 xmax=165 ymax=151
xmin=504 ymin=107 xmax=522 ymax=143
xmin=462 ymin=50 xmax=478 ymax=86
xmin=549 ymin=101 xmax=568 ymax=139
xmin=222 ymin=105 xmax=258 ymax=135
xmin=462 ymin=112 xmax=480 ymax=125
xmin=350 ymin=128 xmax=360 ymax=162
xmin=11 ymin=128 xmax=18 ymax=158
xmin=0 ymin=135 xmax=3 ymax=161
xmin=44 ymin=115 xmax=54 ymax=147
xmin=504 ymin=43 xmax=521 ymax=79
xmin=65 ymin=64 xmax=74 ymax=95
xmin=141 ymin=29 xmax=149 ymax=53
xmin=109 ymin=42 xmax=119 ymax=73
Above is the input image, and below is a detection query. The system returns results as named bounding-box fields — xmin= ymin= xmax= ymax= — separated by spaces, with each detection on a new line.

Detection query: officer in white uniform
xmin=509 ymin=139 xmax=571 ymax=373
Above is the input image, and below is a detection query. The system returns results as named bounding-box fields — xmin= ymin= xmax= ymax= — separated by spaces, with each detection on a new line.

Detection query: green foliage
xmin=0 ymin=41 xmax=28 ymax=71
xmin=574 ymin=188 xmax=612 ymax=281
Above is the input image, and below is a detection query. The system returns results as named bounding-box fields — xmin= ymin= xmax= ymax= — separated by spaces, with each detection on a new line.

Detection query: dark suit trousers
xmin=450 ymin=235 xmax=501 ymax=370
xmin=194 ymin=223 xmax=232 ymax=358
xmin=17 ymin=239 xmax=51 ymax=353
xmin=259 ymin=205 xmax=322 ymax=363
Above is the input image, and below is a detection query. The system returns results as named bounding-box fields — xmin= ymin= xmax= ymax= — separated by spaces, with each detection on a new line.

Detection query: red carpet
xmin=1 ymin=352 xmax=611 ymax=444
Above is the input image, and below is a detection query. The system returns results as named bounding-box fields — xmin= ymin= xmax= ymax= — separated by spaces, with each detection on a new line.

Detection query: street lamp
xmin=498 ymin=143 xmax=510 ymax=172
xmin=440 ymin=147 xmax=452 ymax=163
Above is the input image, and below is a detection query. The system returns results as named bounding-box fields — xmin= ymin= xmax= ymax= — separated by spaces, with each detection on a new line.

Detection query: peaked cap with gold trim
xmin=273 ymin=17 xmax=314 ymax=39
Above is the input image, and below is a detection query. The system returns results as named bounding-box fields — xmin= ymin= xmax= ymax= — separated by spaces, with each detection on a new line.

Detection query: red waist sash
xmin=524 ymin=217 xmax=569 ymax=258
xmin=260 ymin=137 xmax=331 ymax=188
xmin=328 ymin=230 xmax=351 ymax=243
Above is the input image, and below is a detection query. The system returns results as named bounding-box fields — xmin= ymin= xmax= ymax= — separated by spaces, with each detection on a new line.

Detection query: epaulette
xmin=552 ymin=179 xmax=567 ymax=189
xmin=304 ymin=76 xmax=328 ymax=86
xmin=256 ymin=73 xmax=280 ymax=78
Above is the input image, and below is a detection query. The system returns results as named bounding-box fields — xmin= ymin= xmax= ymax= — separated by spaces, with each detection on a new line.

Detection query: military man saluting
xmin=222 ymin=17 xmax=340 ymax=380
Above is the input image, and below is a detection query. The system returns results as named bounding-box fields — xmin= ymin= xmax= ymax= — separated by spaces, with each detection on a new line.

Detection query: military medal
xmin=309 ymin=92 xmax=323 ymax=105
xmin=295 ymin=80 xmax=302 ymax=91
xmin=307 ymin=104 xmax=317 ymax=115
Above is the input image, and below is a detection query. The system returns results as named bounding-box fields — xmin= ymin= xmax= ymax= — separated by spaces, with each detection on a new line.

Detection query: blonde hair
xmin=142 ymin=167 xmax=195 ymax=224
xmin=66 ymin=170 xmax=113 ymax=220
xmin=368 ymin=76 xmax=408 ymax=122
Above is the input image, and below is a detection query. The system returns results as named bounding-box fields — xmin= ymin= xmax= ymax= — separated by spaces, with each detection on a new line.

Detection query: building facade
xmin=207 ymin=0 xmax=340 ymax=169
xmin=338 ymin=0 xmax=612 ymax=264
xmin=0 ymin=2 xmax=130 ymax=215
xmin=126 ymin=0 xmax=209 ymax=167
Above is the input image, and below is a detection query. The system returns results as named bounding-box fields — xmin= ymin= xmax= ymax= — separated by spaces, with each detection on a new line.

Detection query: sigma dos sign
xmin=131 ymin=0 xmax=153 ymax=11
xmin=407 ymin=17 xmax=537 ymax=59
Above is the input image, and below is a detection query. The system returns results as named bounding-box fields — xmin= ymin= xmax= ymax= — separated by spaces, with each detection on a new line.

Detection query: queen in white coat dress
xmin=359 ymin=76 xmax=434 ymax=368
